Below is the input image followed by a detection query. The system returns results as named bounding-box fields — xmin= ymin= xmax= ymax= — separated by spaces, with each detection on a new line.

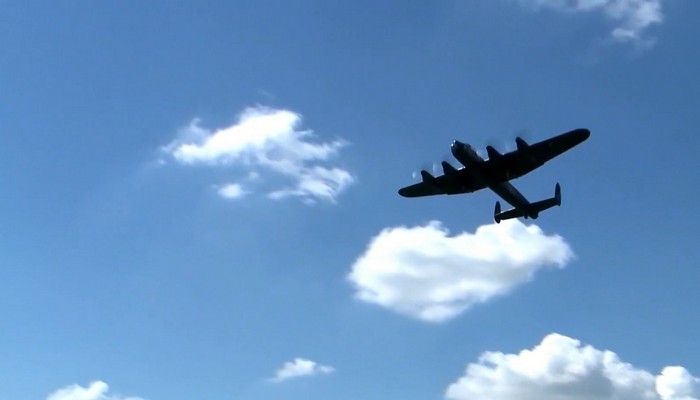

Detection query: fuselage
xmin=450 ymin=140 xmax=536 ymax=216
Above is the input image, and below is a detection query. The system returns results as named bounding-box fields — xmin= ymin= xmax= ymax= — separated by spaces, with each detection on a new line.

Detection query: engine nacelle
xmin=515 ymin=137 xmax=529 ymax=151
xmin=441 ymin=161 xmax=458 ymax=176
xmin=420 ymin=170 xmax=436 ymax=183
xmin=486 ymin=145 xmax=502 ymax=160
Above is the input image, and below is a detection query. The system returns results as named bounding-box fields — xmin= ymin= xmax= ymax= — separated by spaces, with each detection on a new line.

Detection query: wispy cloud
xmin=161 ymin=106 xmax=354 ymax=204
xmin=446 ymin=333 xmax=700 ymax=400
xmin=268 ymin=358 xmax=335 ymax=383
xmin=267 ymin=166 xmax=354 ymax=203
xmin=216 ymin=182 xmax=249 ymax=200
xmin=46 ymin=381 xmax=144 ymax=400
xmin=347 ymin=220 xmax=572 ymax=322
xmin=517 ymin=0 xmax=665 ymax=47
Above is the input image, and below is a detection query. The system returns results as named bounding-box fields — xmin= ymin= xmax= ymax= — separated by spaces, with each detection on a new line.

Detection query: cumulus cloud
xmin=445 ymin=333 xmax=699 ymax=400
xmin=347 ymin=220 xmax=573 ymax=322
xmin=47 ymin=381 xmax=144 ymax=400
xmin=518 ymin=0 xmax=664 ymax=46
xmin=161 ymin=106 xmax=353 ymax=203
xmin=657 ymin=367 xmax=700 ymax=400
xmin=268 ymin=358 xmax=335 ymax=383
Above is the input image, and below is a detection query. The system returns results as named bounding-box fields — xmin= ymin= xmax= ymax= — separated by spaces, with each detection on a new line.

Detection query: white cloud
xmin=217 ymin=182 xmax=249 ymax=199
xmin=161 ymin=106 xmax=353 ymax=203
xmin=445 ymin=333 xmax=699 ymax=400
xmin=347 ymin=220 xmax=572 ymax=323
xmin=657 ymin=367 xmax=700 ymax=400
xmin=268 ymin=358 xmax=335 ymax=383
xmin=47 ymin=381 xmax=144 ymax=400
xmin=267 ymin=166 xmax=354 ymax=204
xmin=518 ymin=0 xmax=664 ymax=46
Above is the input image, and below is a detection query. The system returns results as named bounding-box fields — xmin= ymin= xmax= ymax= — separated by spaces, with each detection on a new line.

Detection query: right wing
xmin=398 ymin=167 xmax=485 ymax=197
xmin=398 ymin=174 xmax=450 ymax=197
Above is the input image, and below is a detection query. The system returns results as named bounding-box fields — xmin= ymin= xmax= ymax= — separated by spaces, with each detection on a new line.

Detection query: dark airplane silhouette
xmin=398 ymin=128 xmax=590 ymax=222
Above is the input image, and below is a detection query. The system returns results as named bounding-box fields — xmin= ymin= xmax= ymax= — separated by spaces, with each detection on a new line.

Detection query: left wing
xmin=483 ymin=128 xmax=590 ymax=181
xmin=523 ymin=128 xmax=590 ymax=164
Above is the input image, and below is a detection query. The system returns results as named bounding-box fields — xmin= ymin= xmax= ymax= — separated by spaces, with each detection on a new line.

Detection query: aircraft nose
xmin=451 ymin=140 xmax=462 ymax=155
xmin=451 ymin=140 xmax=467 ymax=150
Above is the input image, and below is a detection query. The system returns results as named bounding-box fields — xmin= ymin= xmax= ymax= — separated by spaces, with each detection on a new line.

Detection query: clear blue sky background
xmin=1 ymin=1 xmax=699 ymax=399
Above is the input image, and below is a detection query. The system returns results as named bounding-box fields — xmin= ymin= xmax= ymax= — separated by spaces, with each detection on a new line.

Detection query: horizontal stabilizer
xmin=494 ymin=183 xmax=562 ymax=223
xmin=531 ymin=182 xmax=561 ymax=210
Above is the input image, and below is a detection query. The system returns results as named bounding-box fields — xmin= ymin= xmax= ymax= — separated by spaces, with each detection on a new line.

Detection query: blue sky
xmin=2 ymin=1 xmax=699 ymax=399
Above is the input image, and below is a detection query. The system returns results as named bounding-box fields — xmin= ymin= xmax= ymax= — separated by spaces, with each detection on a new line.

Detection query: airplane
xmin=398 ymin=128 xmax=590 ymax=222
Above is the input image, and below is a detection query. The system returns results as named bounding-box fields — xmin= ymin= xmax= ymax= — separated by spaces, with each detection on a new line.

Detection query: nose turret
xmin=451 ymin=140 xmax=482 ymax=166
xmin=451 ymin=140 xmax=467 ymax=158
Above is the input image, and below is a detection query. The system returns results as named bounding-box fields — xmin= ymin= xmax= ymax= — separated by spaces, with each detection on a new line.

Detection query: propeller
xmin=512 ymin=128 xmax=532 ymax=142
xmin=408 ymin=129 xmax=537 ymax=180
xmin=411 ymin=151 xmax=455 ymax=180
xmin=485 ymin=128 xmax=533 ymax=154
xmin=412 ymin=161 xmax=441 ymax=180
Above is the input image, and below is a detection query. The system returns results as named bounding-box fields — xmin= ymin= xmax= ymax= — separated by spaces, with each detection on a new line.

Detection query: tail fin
xmin=494 ymin=201 xmax=526 ymax=223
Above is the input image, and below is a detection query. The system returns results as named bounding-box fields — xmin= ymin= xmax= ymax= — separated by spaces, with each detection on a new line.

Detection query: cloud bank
xmin=518 ymin=0 xmax=664 ymax=46
xmin=347 ymin=220 xmax=573 ymax=322
xmin=162 ymin=106 xmax=353 ymax=204
xmin=268 ymin=358 xmax=335 ymax=383
xmin=446 ymin=333 xmax=699 ymax=400
xmin=47 ymin=381 xmax=144 ymax=400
